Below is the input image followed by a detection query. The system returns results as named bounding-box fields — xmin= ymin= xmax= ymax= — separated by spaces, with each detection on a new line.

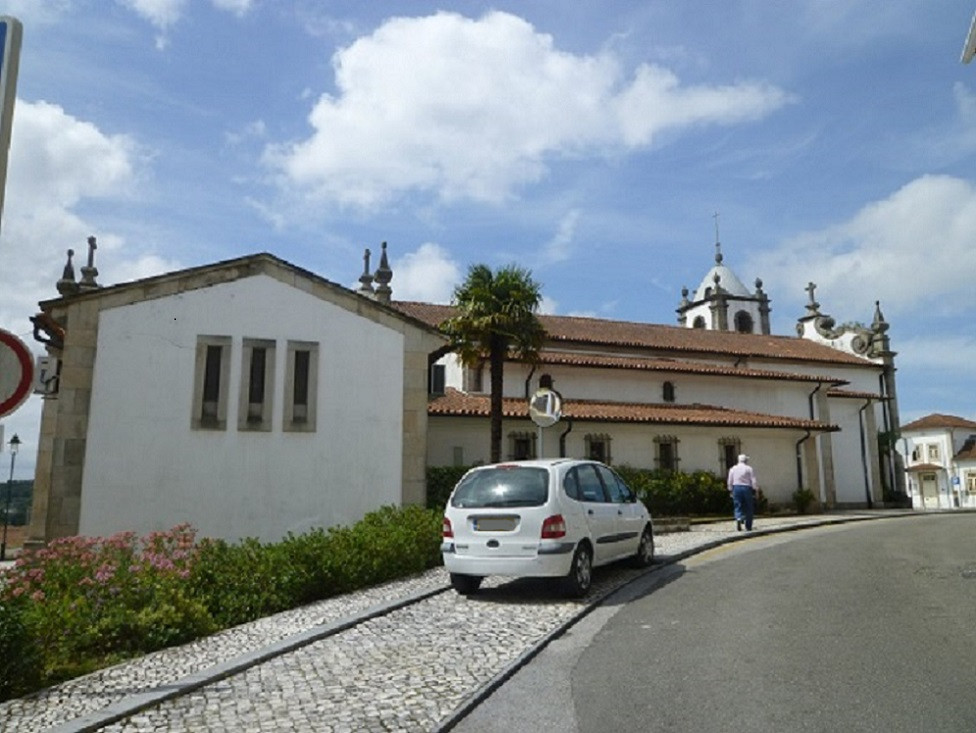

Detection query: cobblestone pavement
xmin=0 ymin=511 xmax=914 ymax=733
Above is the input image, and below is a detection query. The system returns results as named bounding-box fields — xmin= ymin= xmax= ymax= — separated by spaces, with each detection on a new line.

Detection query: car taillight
xmin=443 ymin=517 xmax=454 ymax=538
xmin=541 ymin=514 xmax=566 ymax=539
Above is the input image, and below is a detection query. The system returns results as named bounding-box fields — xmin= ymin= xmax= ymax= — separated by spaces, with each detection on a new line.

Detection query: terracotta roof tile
xmin=536 ymin=350 xmax=846 ymax=384
xmin=429 ymin=388 xmax=838 ymax=432
xmin=901 ymin=413 xmax=976 ymax=432
xmin=826 ymin=388 xmax=884 ymax=400
xmin=394 ymin=301 xmax=878 ymax=368
xmin=904 ymin=462 xmax=945 ymax=472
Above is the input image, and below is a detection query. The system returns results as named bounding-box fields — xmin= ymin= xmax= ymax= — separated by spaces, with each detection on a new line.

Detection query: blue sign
xmin=952 ymin=475 xmax=961 ymax=486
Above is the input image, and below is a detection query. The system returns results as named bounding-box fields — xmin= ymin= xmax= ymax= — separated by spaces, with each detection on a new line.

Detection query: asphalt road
xmin=455 ymin=515 xmax=976 ymax=733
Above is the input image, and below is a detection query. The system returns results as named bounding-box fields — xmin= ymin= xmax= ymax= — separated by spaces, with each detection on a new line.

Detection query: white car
xmin=441 ymin=458 xmax=655 ymax=596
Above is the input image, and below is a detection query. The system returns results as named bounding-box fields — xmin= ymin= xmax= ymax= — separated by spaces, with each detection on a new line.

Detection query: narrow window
xmin=430 ymin=364 xmax=446 ymax=395
xmin=284 ymin=341 xmax=318 ymax=432
xmin=508 ymin=431 xmax=536 ymax=460
xmin=718 ymin=437 xmax=741 ymax=472
xmin=293 ymin=350 xmax=310 ymax=421
xmin=239 ymin=339 xmax=275 ymax=432
xmin=692 ymin=316 xmax=706 ymax=329
xmin=662 ymin=381 xmax=675 ymax=403
xmin=192 ymin=336 xmax=231 ymax=430
xmin=585 ymin=433 xmax=611 ymax=464
xmin=202 ymin=345 xmax=222 ymax=422
xmin=654 ymin=435 xmax=679 ymax=471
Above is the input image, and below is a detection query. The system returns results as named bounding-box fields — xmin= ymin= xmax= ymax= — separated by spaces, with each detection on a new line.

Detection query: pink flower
xmin=30 ymin=590 xmax=45 ymax=602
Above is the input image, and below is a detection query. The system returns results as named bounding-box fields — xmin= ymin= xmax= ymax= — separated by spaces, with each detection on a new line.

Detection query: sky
xmin=1 ymin=0 xmax=975 ymax=476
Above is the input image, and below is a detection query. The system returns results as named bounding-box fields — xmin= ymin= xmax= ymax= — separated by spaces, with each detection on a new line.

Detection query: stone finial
xmin=679 ymin=286 xmax=689 ymax=306
xmin=374 ymin=241 xmax=393 ymax=304
xmin=754 ymin=278 xmax=764 ymax=295
xmin=78 ymin=235 xmax=100 ymax=290
xmin=56 ymin=248 xmax=79 ymax=296
xmin=358 ymin=248 xmax=375 ymax=294
xmin=872 ymin=300 xmax=889 ymax=334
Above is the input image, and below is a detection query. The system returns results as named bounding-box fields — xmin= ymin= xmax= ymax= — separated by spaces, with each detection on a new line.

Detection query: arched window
xmin=692 ymin=316 xmax=706 ymax=329
xmin=662 ymin=381 xmax=675 ymax=403
xmin=734 ymin=310 xmax=754 ymax=333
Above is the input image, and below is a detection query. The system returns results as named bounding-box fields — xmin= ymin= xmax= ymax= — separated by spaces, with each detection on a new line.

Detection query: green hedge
xmin=0 ymin=505 xmax=444 ymax=701
xmin=426 ymin=464 xmax=765 ymax=518
xmin=615 ymin=466 xmax=734 ymax=516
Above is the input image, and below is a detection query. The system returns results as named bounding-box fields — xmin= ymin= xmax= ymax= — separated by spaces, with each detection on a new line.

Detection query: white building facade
xmin=899 ymin=414 xmax=976 ymax=510
xmin=26 ymin=251 xmax=445 ymax=544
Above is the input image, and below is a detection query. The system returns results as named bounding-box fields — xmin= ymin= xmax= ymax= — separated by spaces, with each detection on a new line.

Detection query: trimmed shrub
xmin=426 ymin=465 xmax=469 ymax=509
xmin=615 ymin=467 xmax=733 ymax=517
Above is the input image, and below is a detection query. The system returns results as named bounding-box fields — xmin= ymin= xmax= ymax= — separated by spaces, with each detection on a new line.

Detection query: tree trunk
xmin=489 ymin=338 xmax=505 ymax=463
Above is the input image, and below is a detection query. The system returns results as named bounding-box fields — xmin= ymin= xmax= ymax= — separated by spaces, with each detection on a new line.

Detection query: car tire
xmin=630 ymin=526 xmax=655 ymax=568
xmin=563 ymin=543 xmax=593 ymax=597
xmin=450 ymin=573 xmax=483 ymax=596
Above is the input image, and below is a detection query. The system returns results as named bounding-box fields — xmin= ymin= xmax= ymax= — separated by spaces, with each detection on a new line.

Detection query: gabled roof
xmin=429 ymin=388 xmax=838 ymax=432
xmin=901 ymin=413 xmax=976 ymax=432
xmin=38 ymin=252 xmax=445 ymax=338
xmin=394 ymin=301 xmax=878 ymax=368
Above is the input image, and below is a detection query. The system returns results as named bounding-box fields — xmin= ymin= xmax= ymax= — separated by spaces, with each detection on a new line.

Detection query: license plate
xmin=473 ymin=516 xmax=517 ymax=532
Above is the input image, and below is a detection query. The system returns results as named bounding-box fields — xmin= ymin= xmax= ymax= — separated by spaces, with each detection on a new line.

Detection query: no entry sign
xmin=0 ymin=327 xmax=33 ymax=417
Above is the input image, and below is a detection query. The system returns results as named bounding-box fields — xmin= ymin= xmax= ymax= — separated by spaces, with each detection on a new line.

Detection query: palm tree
xmin=443 ymin=264 xmax=546 ymax=463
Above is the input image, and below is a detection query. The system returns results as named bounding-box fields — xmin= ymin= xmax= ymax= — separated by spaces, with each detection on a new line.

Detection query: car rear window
xmin=450 ymin=466 xmax=549 ymax=508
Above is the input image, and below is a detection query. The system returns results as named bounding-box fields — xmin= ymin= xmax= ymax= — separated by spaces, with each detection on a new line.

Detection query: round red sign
xmin=0 ymin=328 xmax=33 ymax=417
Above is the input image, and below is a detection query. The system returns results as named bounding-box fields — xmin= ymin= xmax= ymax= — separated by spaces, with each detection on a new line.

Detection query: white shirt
xmin=727 ymin=462 xmax=757 ymax=489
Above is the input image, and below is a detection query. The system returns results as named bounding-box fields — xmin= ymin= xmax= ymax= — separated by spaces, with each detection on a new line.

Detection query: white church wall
xmin=78 ymin=274 xmax=406 ymax=543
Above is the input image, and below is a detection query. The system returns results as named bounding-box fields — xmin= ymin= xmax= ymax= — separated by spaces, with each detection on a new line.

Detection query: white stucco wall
xmin=78 ymin=275 xmax=406 ymax=543
xmin=428 ymin=416 xmax=806 ymax=506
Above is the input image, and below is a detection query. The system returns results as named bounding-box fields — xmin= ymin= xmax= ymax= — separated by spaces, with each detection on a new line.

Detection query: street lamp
xmin=1 ymin=433 xmax=20 ymax=561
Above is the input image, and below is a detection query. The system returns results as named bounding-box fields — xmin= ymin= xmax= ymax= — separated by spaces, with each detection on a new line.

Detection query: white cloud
xmin=210 ymin=0 xmax=254 ymax=17
xmin=387 ymin=242 xmax=460 ymax=303
xmin=116 ymin=0 xmax=186 ymax=31
xmin=543 ymin=210 xmax=580 ymax=264
xmin=753 ymin=175 xmax=976 ymax=317
xmin=896 ymin=334 xmax=976 ymax=374
xmin=0 ymin=100 xmax=175 ymax=334
xmin=265 ymin=10 xmax=789 ymax=209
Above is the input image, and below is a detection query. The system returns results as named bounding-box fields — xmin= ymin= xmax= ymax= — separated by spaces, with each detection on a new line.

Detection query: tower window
xmin=734 ymin=311 xmax=754 ymax=333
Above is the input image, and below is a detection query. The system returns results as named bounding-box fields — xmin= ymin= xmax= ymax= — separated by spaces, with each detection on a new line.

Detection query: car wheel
xmin=630 ymin=527 xmax=655 ymax=568
xmin=450 ymin=573 xmax=483 ymax=596
xmin=563 ymin=543 xmax=593 ymax=597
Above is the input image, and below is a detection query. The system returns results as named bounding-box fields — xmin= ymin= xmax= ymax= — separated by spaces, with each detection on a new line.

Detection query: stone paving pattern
xmin=0 ymin=512 xmax=903 ymax=732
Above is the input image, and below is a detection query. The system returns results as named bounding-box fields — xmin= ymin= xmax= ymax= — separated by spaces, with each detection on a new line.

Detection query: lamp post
xmin=1 ymin=432 xmax=19 ymax=561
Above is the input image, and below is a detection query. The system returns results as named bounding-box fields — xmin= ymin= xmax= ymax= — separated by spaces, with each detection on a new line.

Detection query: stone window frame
xmin=191 ymin=335 xmax=232 ymax=431
xmin=653 ymin=434 xmax=680 ymax=471
xmin=966 ymin=472 xmax=976 ymax=495
xmin=584 ymin=433 xmax=612 ymax=464
xmin=927 ymin=443 xmax=941 ymax=462
xmin=283 ymin=340 xmax=319 ymax=433
xmin=238 ymin=338 xmax=276 ymax=432
xmin=508 ymin=430 xmax=536 ymax=460
xmin=718 ymin=436 xmax=741 ymax=472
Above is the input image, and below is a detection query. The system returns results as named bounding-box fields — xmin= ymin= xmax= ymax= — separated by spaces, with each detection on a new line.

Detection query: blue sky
xmin=1 ymin=0 xmax=975 ymax=474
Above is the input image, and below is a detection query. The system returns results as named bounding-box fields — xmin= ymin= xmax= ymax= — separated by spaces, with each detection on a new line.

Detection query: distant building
xmin=898 ymin=414 xmax=976 ymax=509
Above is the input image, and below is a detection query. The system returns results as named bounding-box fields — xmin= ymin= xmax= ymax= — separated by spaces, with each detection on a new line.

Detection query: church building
xmin=24 ymin=234 xmax=904 ymax=546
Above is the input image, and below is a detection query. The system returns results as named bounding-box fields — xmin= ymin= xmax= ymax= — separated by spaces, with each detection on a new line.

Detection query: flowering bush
xmin=0 ymin=507 xmax=444 ymax=702
xmin=1 ymin=524 xmax=215 ymax=686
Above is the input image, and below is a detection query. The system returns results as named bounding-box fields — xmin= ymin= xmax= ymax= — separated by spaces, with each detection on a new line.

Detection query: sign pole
xmin=0 ymin=16 xmax=22 ymax=240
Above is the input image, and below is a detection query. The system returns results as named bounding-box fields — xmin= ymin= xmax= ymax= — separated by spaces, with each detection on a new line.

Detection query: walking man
xmin=728 ymin=454 xmax=758 ymax=531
